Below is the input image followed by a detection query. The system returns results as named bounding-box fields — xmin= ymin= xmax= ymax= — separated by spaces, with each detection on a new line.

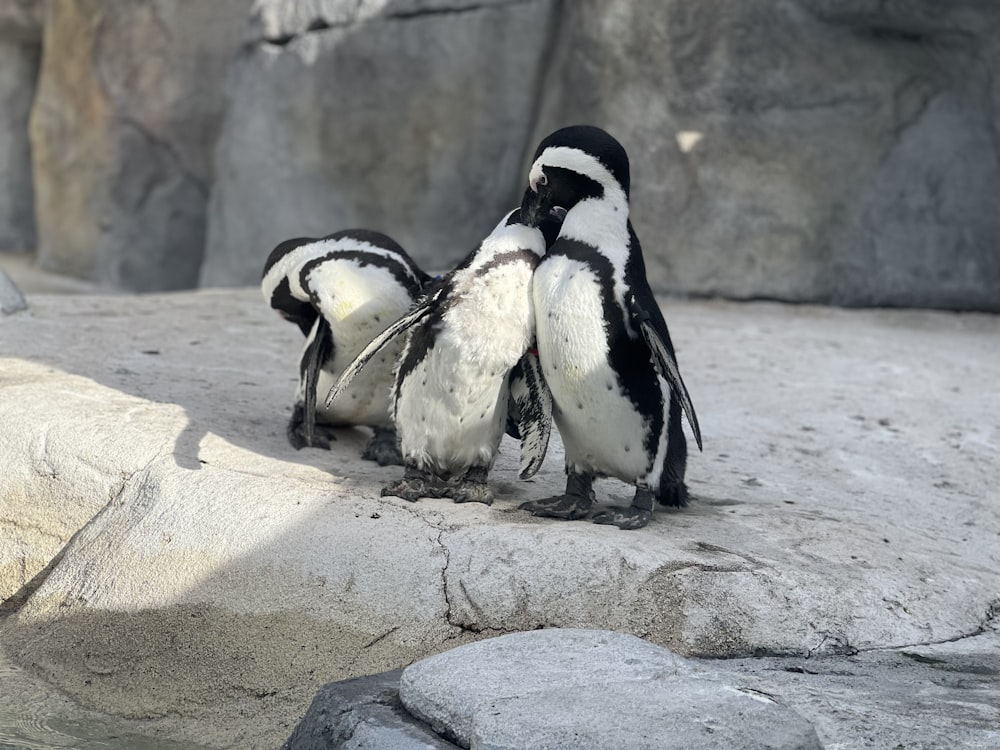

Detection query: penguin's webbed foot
xmin=443 ymin=466 xmax=495 ymax=506
xmin=286 ymin=408 xmax=337 ymax=451
xmin=382 ymin=466 xmax=449 ymax=502
xmin=362 ymin=426 xmax=404 ymax=466
xmin=520 ymin=494 xmax=593 ymax=520
xmin=591 ymin=506 xmax=653 ymax=530
xmin=592 ymin=486 xmax=655 ymax=530
xmin=520 ymin=471 xmax=595 ymax=520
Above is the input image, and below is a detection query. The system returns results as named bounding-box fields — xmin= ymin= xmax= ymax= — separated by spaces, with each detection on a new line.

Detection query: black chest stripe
xmin=544 ymin=238 xmax=664 ymax=460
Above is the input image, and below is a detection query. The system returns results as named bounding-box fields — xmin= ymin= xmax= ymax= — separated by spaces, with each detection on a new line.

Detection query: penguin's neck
xmin=560 ymin=186 xmax=630 ymax=260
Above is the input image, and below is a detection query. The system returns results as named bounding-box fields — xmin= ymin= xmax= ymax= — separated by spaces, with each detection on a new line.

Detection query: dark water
xmin=0 ymin=658 xmax=194 ymax=750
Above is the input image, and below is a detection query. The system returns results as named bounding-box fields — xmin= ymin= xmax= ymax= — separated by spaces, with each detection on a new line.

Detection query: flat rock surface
xmin=399 ymin=629 xmax=821 ymax=750
xmin=1 ymin=289 xmax=998 ymax=748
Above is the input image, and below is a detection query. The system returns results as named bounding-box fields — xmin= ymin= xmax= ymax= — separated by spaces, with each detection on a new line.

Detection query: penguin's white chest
xmin=307 ymin=262 xmax=413 ymax=426
xmin=533 ymin=257 xmax=654 ymax=482
xmin=395 ymin=263 xmax=535 ymax=473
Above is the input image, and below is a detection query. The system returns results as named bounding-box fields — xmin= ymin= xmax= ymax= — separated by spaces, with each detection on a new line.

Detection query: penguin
xmin=517 ymin=125 xmax=702 ymax=530
xmin=261 ymin=229 xmax=430 ymax=464
xmin=326 ymin=209 xmax=559 ymax=504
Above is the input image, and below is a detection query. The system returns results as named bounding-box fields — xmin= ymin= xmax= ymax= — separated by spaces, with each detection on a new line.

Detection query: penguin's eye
xmin=537 ymin=172 xmax=548 ymax=188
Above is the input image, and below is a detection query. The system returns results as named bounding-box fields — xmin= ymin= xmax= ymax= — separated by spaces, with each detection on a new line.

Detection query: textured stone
xmin=469 ymin=677 xmax=822 ymax=750
xmin=528 ymin=0 xmax=1000 ymax=310
xmin=282 ymin=670 xmax=458 ymax=750
xmin=398 ymin=629 xmax=699 ymax=746
xmin=289 ymin=629 xmax=1000 ymax=750
xmin=0 ymin=0 xmax=41 ymax=250
xmin=200 ymin=0 xmax=556 ymax=286
xmin=0 ymin=0 xmax=43 ymax=40
xmin=0 ymin=266 xmax=26 ymax=313
xmin=1 ymin=290 xmax=998 ymax=748
xmin=28 ymin=0 xmax=248 ymax=291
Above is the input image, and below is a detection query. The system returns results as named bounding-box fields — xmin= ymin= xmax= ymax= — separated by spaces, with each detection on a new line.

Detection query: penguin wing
xmin=324 ymin=287 xmax=443 ymax=408
xmin=507 ymin=349 xmax=553 ymax=479
xmin=627 ymin=290 xmax=703 ymax=452
xmin=301 ymin=316 xmax=335 ymax=447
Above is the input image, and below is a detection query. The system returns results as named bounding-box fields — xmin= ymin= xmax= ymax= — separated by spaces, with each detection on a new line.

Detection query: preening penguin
xmin=326 ymin=209 xmax=558 ymax=504
xmin=261 ymin=230 xmax=430 ymax=464
xmin=518 ymin=125 xmax=702 ymax=530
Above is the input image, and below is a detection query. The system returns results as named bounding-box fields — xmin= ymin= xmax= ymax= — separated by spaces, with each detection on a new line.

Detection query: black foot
xmin=519 ymin=471 xmax=595 ymax=520
xmin=592 ymin=506 xmax=653 ymax=530
xmin=287 ymin=405 xmax=337 ymax=450
xmin=382 ymin=466 xmax=449 ymax=502
xmin=442 ymin=466 xmax=495 ymax=506
xmin=592 ymin=486 xmax=655 ymax=530
xmin=362 ymin=427 xmax=404 ymax=466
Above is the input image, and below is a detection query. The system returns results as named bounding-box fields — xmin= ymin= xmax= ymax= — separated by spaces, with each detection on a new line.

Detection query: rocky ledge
xmin=1 ymin=289 xmax=997 ymax=748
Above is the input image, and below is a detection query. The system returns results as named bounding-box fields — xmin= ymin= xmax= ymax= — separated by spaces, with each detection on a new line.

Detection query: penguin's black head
xmin=520 ymin=125 xmax=631 ymax=230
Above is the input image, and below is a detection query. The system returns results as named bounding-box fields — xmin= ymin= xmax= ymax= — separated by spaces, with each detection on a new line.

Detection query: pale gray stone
xmin=0 ymin=32 xmax=39 ymax=250
xmin=0 ymin=266 xmax=26 ymax=313
xmin=470 ymin=678 xmax=822 ymax=750
xmin=200 ymin=0 xmax=556 ymax=286
xmin=529 ymin=0 xmax=1000 ymax=310
xmin=29 ymin=0 xmax=249 ymax=291
xmin=399 ymin=629 xmax=699 ymax=745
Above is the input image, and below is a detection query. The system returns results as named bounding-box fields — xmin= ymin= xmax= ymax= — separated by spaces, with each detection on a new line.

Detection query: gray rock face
xmin=529 ymin=0 xmax=1000 ymax=310
xmin=287 ymin=628 xmax=1000 ymax=750
xmin=0 ymin=267 xmax=26 ymax=313
xmin=398 ymin=629 xmax=821 ymax=750
xmin=0 ymin=0 xmax=41 ymax=251
xmin=281 ymin=670 xmax=459 ymax=750
xmin=399 ymin=629 xmax=698 ymax=746
xmin=28 ymin=0 xmax=248 ymax=291
xmin=200 ymin=0 xmax=556 ymax=286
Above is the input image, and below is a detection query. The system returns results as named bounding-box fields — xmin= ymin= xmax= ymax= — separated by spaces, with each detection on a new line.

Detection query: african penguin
xmin=326 ymin=209 xmax=559 ymax=504
xmin=517 ymin=125 xmax=703 ymax=530
xmin=261 ymin=229 xmax=430 ymax=464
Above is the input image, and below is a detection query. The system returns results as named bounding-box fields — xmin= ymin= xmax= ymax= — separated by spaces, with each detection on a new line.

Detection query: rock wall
xmin=6 ymin=0 xmax=1000 ymax=307
xmin=28 ymin=0 xmax=249 ymax=291
xmin=0 ymin=0 xmax=42 ymax=251
xmin=200 ymin=0 xmax=556 ymax=285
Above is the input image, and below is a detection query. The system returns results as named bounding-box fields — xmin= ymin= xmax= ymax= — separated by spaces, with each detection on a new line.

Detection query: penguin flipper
xmin=324 ymin=288 xmax=442 ymax=408
xmin=627 ymin=293 xmax=703 ymax=452
xmin=301 ymin=316 xmax=335 ymax=448
xmin=508 ymin=349 xmax=553 ymax=479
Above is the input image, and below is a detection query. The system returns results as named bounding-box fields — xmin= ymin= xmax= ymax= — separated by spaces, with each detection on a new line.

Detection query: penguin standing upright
xmin=261 ymin=229 xmax=430 ymax=464
xmin=517 ymin=125 xmax=702 ymax=530
xmin=327 ymin=209 xmax=559 ymax=504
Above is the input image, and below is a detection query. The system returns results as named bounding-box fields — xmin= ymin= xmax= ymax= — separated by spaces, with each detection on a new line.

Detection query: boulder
xmin=528 ymin=0 xmax=1000 ymax=310
xmin=0 ymin=0 xmax=42 ymax=251
xmin=281 ymin=669 xmax=458 ymax=750
xmin=1 ymin=289 xmax=998 ymax=748
xmin=397 ymin=629 xmax=821 ymax=750
xmin=28 ymin=0 xmax=249 ymax=291
xmin=288 ymin=628 xmax=1000 ymax=749
xmin=200 ymin=0 xmax=557 ymax=286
